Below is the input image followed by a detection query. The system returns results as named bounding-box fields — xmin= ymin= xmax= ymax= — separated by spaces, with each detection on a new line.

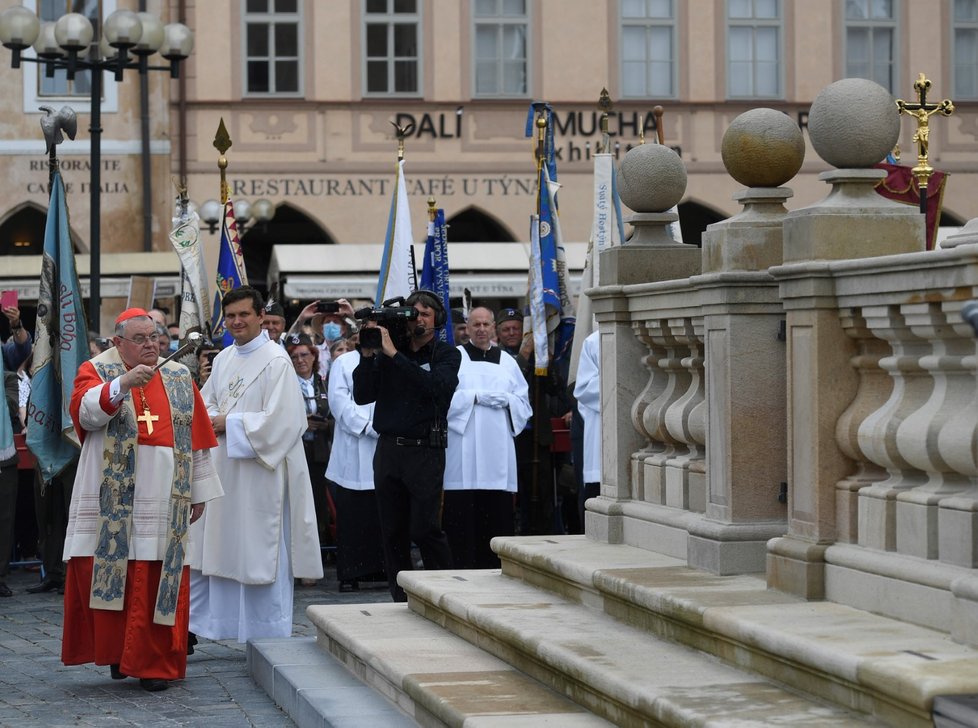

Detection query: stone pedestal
xmin=589 ymin=210 xmax=701 ymax=545
xmin=685 ymin=187 xmax=790 ymax=574
xmin=767 ymin=169 xmax=926 ymax=599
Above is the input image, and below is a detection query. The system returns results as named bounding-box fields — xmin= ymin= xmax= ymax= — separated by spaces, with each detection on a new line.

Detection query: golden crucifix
xmin=896 ymin=72 xmax=954 ymax=215
xmin=135 ymin=388 xmax=159 ymax=435
xmin=137 ymin=407 xmax=159 ymax=435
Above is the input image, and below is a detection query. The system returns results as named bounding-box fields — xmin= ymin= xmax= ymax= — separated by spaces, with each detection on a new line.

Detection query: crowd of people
xmin=0 ymin=285 xmax=602 ymax=692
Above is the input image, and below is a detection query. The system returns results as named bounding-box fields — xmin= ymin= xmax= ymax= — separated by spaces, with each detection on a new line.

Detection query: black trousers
xmin=33 ymin=461 xmax=75 ymax=583
xmin=442 ymin=490 xmax=514 ymax=570
xmin=373 ymin=437 xmax=453 ymax=602
xmin=0 ymin=465 xmax=17 ymax=580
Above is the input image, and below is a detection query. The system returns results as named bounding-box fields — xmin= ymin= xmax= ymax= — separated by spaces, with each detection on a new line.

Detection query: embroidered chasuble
xmin=62 ymin=349 xmax=222 ymax=625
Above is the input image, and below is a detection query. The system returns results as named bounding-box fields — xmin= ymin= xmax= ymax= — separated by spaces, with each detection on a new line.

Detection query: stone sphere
xmin=808 ymin=78 xmax=900 ymax=168
xmin=616 ymin=143 xmax=687 ymax=213
xmin=721 ymin=108 xmax=805 ymax=187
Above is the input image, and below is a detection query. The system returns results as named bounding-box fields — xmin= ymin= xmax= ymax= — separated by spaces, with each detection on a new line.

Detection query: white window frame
xmin=472 ymin=0 xmax=529 ymax=98
xmin=843 ymin=0 xmax=898 ymax=94
xmin=21 ymin=0 xmax=119 ymax=115
xmin=362 ymin=0 xmax=422 ymax=97
xmin=242 ymin=0 xmax=304 ymax=97
xmin=620 ymin=0 xmax=677 ymax=99
xmin=726 ymin=0 xmax=782 ymax=99
xmin=954 ymin=0 xmax=978 ymax=99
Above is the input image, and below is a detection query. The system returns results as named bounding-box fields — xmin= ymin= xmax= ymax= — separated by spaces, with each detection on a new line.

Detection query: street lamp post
xmin=0 ymin=6 xmax=193 ymax=330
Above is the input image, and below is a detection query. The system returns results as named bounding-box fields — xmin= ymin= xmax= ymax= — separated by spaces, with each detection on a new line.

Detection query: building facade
xmin=0 ymin=0 xmax=976 ymax=330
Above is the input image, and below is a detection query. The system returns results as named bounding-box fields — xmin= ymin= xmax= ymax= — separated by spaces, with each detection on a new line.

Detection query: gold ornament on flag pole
xmin=213 ymin=118 xmax=233 ymax=205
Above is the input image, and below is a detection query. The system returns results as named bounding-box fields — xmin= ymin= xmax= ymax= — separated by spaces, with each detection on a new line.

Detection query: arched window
xmin=240 ymin=203 xmax=335 ymax=295
xmin=676 ymin=200 xmax=727 ymax=247
xmin=446 ymin=207 xmax=516 ymax=243
xmin=0 ymin=203 xmax=80 ymax=256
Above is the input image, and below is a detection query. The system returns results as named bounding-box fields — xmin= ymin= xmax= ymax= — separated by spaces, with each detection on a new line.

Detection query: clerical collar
xmin=463 ymin=341 xmax=501 ymax=364
xmin=235 ymin=329 xmax=270 ymax=354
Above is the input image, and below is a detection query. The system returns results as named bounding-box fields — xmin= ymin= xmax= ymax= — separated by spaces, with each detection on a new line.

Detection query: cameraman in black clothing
xmin=352 ymin=290 xmax=461 ymax=602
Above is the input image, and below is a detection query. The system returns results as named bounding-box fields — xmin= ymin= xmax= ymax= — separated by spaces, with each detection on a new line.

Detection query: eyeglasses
xmin=120 ymin=333 xmax=161 ymax=346
xmin=290 ymin=352 xmax=313 ymax=360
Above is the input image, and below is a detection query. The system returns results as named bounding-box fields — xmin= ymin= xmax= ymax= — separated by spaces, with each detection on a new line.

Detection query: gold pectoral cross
xmin=137 ymin=407 xmax=159 ymax=435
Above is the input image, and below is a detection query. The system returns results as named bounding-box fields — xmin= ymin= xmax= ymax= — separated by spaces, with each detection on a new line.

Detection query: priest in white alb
xmin=189 ymin=286 xmax=322 ymax=643
xmin=443 ymin=307 xmax=531 ymax=568
xmin=573 ymin=330 xmax=601 ymax=518
xmin=62 ymin=309 xmax=222 ymax=692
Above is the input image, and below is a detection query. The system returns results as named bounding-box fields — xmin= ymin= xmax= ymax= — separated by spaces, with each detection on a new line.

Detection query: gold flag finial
xmin=214 ymin=118 xmax=233 ymax=204
xmin=391 ymin=120 xmax=414 ymax=162
xmin=427 ymin=195 xmax=436 ymax=222
xmin=535 ymin=113 xmax=547 ymax=170
xmin=896 ymin=72 xmax=954 ymax=215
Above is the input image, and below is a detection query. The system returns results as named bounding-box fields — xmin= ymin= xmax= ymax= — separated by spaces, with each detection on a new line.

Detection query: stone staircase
xmin=271 ymin=534 xmax=978 ymax=726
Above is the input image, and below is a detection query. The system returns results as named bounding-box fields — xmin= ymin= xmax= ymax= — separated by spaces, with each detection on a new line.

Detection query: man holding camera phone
xmin=352 ymin=290 xmax=460 ymax=602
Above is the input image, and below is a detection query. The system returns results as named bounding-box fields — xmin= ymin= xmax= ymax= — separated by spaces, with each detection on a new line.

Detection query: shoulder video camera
xmin=355 ymin=298 xmax=418 ymax=350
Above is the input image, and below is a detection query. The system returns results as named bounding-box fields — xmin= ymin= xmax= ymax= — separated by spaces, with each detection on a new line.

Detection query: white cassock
xmin=189 ymin=330 xmax=323 ymax=643
xmin=445 ymin=345 xmax=531 ymax=490
xmin=573 ymin=330 xmax=601 ymax=483
xmin=325 ymin=351 xmax=378 ymax=489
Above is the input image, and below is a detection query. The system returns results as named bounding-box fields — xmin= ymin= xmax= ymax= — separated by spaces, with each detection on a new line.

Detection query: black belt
xmin=381 ymin=434 xmax=427 ymax=447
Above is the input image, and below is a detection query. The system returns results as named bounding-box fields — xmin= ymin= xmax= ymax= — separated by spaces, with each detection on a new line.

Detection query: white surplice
xmin=573 ymin=330 xmax=601 ymax=483
xmin=444 ymin=346 xmax=531 ymax=491
xmin=324 ymin=351 xmax=378 ymax=491
xmin=188 ymin=330 xmax=323 ymax=642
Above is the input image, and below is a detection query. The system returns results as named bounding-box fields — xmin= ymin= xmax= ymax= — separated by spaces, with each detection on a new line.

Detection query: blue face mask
xmin=322 ymin=322 xmax=342 ymax=341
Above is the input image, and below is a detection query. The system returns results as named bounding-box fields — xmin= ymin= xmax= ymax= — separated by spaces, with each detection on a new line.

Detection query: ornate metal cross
xmin=896 ymin=72 xmax=954 ymax=215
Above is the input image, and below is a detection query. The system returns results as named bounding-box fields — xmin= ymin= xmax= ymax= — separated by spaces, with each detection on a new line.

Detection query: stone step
xmin=248 ymin=636 xmax=418 ymax=727
xmin=310 ymin=581 xmax=882 ymax=727
xmin=476 ymin=534 xmax=978 ymax=726
xmin=306 ymin=602 xmax=616 ymax=727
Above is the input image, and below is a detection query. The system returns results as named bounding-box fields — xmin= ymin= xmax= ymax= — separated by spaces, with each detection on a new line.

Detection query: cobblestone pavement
xmin=0 ymin=564 xmax=393 ymax=727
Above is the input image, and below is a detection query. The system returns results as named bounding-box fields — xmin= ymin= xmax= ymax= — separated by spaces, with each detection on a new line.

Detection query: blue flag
xmin=211 ymin=199 xmax=248 ymax=346
xmin=525 ymin=101 xmax=575 ymax=374
xmin=27 ymin=171 xmax=88 ymax=481
xmin=419 ymin=208 xmax=453 ymax=345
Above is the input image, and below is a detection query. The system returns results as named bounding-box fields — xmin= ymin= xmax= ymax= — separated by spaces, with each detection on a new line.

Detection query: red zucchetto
xmin=115 ymin=308 xmax=149 ymax=326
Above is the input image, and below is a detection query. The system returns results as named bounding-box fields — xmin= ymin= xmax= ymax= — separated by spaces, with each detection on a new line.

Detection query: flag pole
xmin=530 ymin=109 xmax=547 ymax=535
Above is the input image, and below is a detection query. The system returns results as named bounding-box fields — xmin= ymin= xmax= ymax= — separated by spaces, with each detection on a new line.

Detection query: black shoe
xmin=140 ymin=678 xmax=168 ymax=692
xmin=110 ymin=664 xmax=127 ymax=680
xmin=0 ymin=584 xmax=11 ymax=597
xmin=26 ymin=579 xmax=63 ymax=594
xmin=339 ymin=580 xmax=359 ymax=593
xmin=187 ymin=631 xmax=198 ymax=656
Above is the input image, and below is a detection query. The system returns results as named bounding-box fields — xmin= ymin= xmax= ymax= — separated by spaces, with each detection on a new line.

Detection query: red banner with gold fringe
xmin=874 ymin=163 xmax=948 ymax=250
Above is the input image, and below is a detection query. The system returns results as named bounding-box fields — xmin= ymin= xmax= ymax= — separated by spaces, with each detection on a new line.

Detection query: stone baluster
xmin=663 ymin=315 xmax=706 ymax=512
xmin=640 ymin=318 xmax=690 ymax=505
xmin=834 ymin=308 xmax=891 ymax=543
xmin=856 ymin=304 xmax=930 ymax=553
xmin=629 ymin=320 xmax=667 ymax=502
xmin=891 ymin=301 xmax=976 ymax=559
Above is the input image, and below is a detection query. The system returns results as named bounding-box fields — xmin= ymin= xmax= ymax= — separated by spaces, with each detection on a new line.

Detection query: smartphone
xmin=0 ymin=290 xmax=17 ymax=311
xmin=316 ymin=301 xmax=341 ymax=314
xmin=204 ymin=351 xmax=218 ymax=365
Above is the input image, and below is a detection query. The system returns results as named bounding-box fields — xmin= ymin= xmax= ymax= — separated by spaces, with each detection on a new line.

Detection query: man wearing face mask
xmin=352 ymin=290 xmax=460 ymax=602
xmin=287 ymin=299 xmax=356 ymax=379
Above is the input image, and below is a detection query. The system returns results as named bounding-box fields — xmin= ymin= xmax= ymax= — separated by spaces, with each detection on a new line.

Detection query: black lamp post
xmin=0 ymin=7 xmax=193 ymax=330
